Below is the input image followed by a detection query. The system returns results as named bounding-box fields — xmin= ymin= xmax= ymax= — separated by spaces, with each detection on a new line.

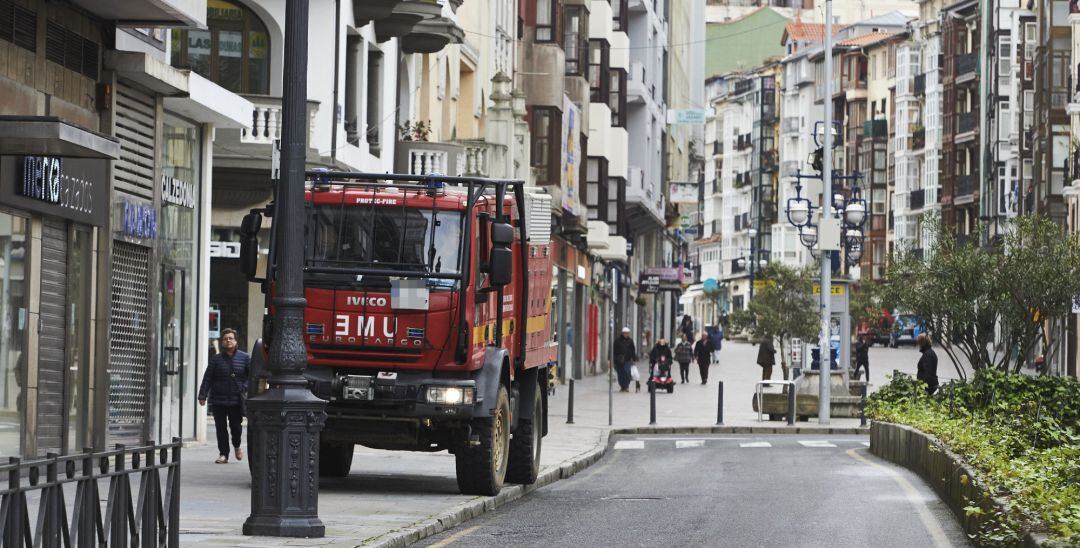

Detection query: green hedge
xmin=867 ymin=371 xmax=1080 ymax=546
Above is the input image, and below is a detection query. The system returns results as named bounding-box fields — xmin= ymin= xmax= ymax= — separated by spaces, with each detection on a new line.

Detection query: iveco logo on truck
xmin=346 ymin=296 xmax=387 ymax=307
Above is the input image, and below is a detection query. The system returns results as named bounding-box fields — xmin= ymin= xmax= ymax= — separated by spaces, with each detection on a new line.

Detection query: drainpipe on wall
xmin=331 ymin=0 xmax=341 ymax=164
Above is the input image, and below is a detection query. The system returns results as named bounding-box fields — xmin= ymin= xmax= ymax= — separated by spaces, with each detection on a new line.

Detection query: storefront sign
xmin=209 ymin=240 xmax=241 ymax=258
xmin=118 ymin=199 xmax=157 ymax=240
xmin=1 ymin=156 xmax=108 ymax=226
xmin=161 ymin=175 xmax=196 ymax=208
xmin=643 ymin=267 xmax=681 ymax=282
xmin=639 ymin=274 xmax=660 ymax=294
xmin=669 ymin=182 xmax=699 ymax=204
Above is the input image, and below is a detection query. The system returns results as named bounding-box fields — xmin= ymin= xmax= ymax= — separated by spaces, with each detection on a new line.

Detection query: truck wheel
xmin=506 ymin=385 xmax=542 ymax=485
xmin=319 ymin=442 xmax=354 ymax=477
xmin=456 ymin=385 xmax=510 ymax=495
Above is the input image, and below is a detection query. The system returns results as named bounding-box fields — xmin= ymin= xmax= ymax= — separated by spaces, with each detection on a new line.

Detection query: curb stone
xmin=365 ymin=430 xmax=611 ymax=548
xmin=364 ymin=424 xmax=869 ymax=547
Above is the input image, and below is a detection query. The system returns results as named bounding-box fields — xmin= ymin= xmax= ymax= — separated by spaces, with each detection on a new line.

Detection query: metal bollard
xmin=567 ymin=378 xmax=575 ymax=424
xmin=787 ymin=385 xmax=796 ymax=426
xmin=649 ymin=382 xmax=657 ymax=425
xmin=716 ymin=381 xmax=724 ymax=425
xmin=860 ymin=382 xmax=868 ymax=427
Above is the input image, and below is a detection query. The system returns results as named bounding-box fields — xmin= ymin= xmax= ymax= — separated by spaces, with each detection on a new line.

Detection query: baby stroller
xmin=648 ymin=355 xmax=676 ymax=394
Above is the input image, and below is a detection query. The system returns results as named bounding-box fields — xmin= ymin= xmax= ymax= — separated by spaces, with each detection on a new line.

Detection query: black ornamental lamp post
xmin=243 ymin=0 xmax=327 ymax=538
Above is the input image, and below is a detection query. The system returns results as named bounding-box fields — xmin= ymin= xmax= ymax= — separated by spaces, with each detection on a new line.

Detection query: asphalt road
xmin=419 ymin=435 xmax=971 ymax=548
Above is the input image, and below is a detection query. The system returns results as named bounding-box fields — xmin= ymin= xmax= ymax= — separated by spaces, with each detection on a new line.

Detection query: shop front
xmin=0 ymin=154 xmax=111 ymax=458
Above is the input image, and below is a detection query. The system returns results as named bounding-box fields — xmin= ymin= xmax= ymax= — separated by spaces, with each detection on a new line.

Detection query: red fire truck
xmin=238 ymin=172 xmax=556 ymax=495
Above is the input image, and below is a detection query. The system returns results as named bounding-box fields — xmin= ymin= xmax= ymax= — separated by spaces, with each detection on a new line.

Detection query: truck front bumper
xmin=305 ymin=367 xmax=481 ymax=420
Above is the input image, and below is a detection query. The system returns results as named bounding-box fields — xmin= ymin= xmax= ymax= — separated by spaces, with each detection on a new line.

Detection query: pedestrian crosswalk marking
xmin=739 ymin=441 xmax=772 ymax=448
xmin=614 ymin=440 xmax=645 ymax=450
xmin=799 ymin=441 xmax=838 ymax=448
xmin=675 ymin=440 xmax=705 ymax=449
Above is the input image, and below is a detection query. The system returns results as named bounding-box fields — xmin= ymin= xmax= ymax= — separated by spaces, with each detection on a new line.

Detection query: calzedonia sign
xmin=0 ymin=155 xmax=109 ymax=227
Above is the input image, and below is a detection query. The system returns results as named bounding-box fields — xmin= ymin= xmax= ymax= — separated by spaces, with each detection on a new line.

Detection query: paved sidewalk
xmin=179 ymin=341 xmax=877 ymax=546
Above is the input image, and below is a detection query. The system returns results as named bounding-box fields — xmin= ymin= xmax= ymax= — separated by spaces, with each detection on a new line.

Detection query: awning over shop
xmin=0 ymin=116 xmax=119 ymax=159
xmin=679 ymin=285 xmax=703 ymax=305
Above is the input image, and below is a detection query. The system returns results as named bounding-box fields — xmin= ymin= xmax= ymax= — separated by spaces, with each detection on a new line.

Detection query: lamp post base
xmin=243 ymin=384 xmax=327 ymax=538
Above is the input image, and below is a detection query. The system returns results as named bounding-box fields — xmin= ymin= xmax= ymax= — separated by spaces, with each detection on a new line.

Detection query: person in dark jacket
xmin=648 ymin=339 xmax=673 ymax=368
xmin=757 ymin=336 xmax=776 ymax=381
xmin=853 ymin=333 xmax=871 ymax=381
xmin=916 ymin=333 xmax=939 ymax=396
xmin=199 ymin=328 xmax=251 ymax=463
xmin=674 ymin=335 xmax=695 ymax=383
xmin=679 ymin=315 xmax=695 ymax=343
xmin=613 ymin=327 xmax=637 ymax=392
xmin=694 ymin=333 xmax=713 ymax=384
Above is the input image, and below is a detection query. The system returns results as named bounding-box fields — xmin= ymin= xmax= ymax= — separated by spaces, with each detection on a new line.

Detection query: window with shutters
xmin=0 ymin=0 xmax=36 ymax=52
xmin=45 ymin=21 xmax=98 ymax=79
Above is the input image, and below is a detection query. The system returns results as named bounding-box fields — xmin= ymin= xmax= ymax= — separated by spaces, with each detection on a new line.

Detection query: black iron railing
xmin=910 ymin=188 xmax=926 ymax=209
xmin=958 ymin=112 xmax=977 ymax=134
xmin=0 ymin=439 xmax=181 ymax=547
xmin=956 ymin=174 xmax=976 ymax=197
xmin=957 ymin=53 xmax=977 ymax=77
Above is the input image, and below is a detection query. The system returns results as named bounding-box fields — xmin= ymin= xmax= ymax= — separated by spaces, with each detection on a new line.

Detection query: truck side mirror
xmin=488 ymin=221 xmax=513 ymax=287
xmin=239 ymin=211 xmax=263 ymax=281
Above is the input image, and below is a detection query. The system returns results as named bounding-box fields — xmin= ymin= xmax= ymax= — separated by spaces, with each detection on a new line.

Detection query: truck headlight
xmin=425 ymin=386 xmax=474 ymax=405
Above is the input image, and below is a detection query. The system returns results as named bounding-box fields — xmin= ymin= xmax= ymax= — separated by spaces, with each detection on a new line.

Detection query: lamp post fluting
xmin=243 ymin=0 xmax=327 ymax=537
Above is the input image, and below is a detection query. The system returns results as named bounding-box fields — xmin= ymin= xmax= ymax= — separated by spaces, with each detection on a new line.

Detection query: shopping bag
xmin=630 ymin=364 xmax=641 ymax=381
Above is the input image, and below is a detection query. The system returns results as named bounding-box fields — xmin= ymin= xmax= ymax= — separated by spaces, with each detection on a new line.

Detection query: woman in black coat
xmin=756 ymin=336 xmax=776 ymax=381
xmin=693 ymin=333 xmax=713 ymax=384
xmin=916 ymin=334 xmax=939 ymax=396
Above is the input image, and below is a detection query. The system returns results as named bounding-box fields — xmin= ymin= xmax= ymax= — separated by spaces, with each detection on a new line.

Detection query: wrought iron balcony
xmin=909 ymin=188 xmax=926 ymax=210
xmin=955 ymin=174 xmax=976 ymax=197
xmin=957 ymin=112 xmax=977 ymax=134
xmin=911 ymin=127 xmax=926 ymax=150
xmin=957 ymin=53 xmax=978 ymax=79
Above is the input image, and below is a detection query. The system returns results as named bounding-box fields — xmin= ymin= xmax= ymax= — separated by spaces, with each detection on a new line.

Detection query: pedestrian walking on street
xmin=708 ymin=324 xmax=723 ymax=362
xmin=916 ymin=333 xmax=939 ymax=396
xmin=674 ymin=335 xmax=695 ymax=384
xmin=199 ymin=328 xmax=251 ymax=464
xmin=679 ymin=315 xmax=695 ymax=343
xmin=694 ymin=332 xmax=713 ymax=384
xmin=757 ymin=335 xmax=776 ymax=381
xmin=853 ymin=333 xmax=871 ymax=381
xmin=613 ymin=327 xmax=637 ymax=393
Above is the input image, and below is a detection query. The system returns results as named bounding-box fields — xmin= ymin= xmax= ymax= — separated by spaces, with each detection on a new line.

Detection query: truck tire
xmin=456 ymin=385 xmax=510 ymax=495
xmin=319 ymin=442 xmax=354 ymax=477
xmin=506 ymin=384 xmax=542 ymax=485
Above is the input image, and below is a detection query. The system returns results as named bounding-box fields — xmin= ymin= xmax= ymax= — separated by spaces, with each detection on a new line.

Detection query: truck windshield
xmin=307 ymin=205 xmax=463 ymax=278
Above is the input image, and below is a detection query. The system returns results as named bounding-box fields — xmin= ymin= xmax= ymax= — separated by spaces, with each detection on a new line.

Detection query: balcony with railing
xmin=911 ymin=126 xmax=926 ymax=149
xmin=955 ymin=174 xmax=976 ymax=199
xmin=625 ymin=165 xmax=664 ymax=229
xmin=214 ymin=94 xmax=320 ymax=168
xmin=914 ymin=73 xmax=926 ymax=95
xmin=628 ymin=62 xmax=647 ymax=104
xmin=781 ymin=116 xmax=800 ymax=135
xmin=909 ymin=188 xmax=926 ymax=210
xmin=957 ymin=53 xmax=978 ymax=80
xmin=733 ymin=78 xmax=754 ymax=96
xmin=863 ymin=119 xmax=888 ymax=139
xmin=394 ymin=138 xmax=506 ymax=177
xmin=957 ymin=111 xmax=977 ymax=135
